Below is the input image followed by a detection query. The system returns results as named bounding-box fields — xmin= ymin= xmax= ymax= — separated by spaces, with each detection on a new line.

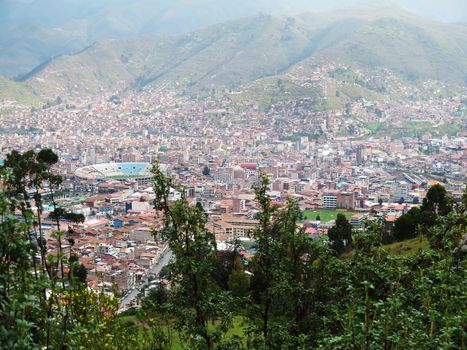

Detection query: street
xmin=119 ymin=248 xmax=173 ymax=311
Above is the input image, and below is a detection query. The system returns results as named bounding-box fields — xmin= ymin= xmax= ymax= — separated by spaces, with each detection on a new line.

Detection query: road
xmin=119 ymin=248 xmax=172 ymax=311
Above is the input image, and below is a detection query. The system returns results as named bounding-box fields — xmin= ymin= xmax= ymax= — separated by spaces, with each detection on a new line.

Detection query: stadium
xmin=75 ymin=162 xmax=157 ymax=185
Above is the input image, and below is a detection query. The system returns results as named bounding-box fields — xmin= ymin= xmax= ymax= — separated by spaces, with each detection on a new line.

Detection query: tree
xmin=318 ymin=217 xmax=466 ymax=349
xmin=422 ymin=184 xmax=452 ymax=215
xmin=151 ymin=161 xmax=233 ymax=349
xmin=202 ymin=166 xmax=211 ymax=176
xmin=316 ymin=214 xmax=321 ymax=221
xmin=378 ymin=198 xmax=383 ymax=206
xmin=248 ymin=173 xmax=280 ymax=347
xmin=393 ymin=207 xmax=422 ymax=241
xmin=328 ymin=213 xmax=353 ymax=254
xmin=228 ymin=256 xmax=250 ymax=298
xmin=248 ymin=174 xmax=315 ymax=348
xmin=195 ymin=201 xmax=205 ymax=213
xmin=71 ymin=263 xmax=88 ymax=284
xmin=0 ymin=150 xmax=144 ymax=350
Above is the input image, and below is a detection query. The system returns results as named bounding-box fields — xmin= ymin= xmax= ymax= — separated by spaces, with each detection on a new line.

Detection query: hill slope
xmin=0 ymin=76 xmax=42 ymax=106
xmin=25 ymin=13 xmax=467 ymax=98
xmin=2 ymin=0 xmax=466 ymax=79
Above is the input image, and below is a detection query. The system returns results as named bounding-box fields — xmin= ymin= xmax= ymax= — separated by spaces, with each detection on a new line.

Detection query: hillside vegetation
xmin=25 ymin=12 xmax=467 ymax=98
xmin=0 ymin=75 xmax=42 ymax=106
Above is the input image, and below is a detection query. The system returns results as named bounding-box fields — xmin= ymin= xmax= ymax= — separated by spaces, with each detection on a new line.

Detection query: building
xmin=393 ymin=181 xmax=410 ymax=203
xmin=129 ymin=227 xmax=154 ymax=243
xmin=323 ymin=190 xmax=338 ymax=209
xmin=209 ymin=213 xmax=259 ymax=238
xmin=97 ymin=243 xmax=113 ymax=256
xmin=350 ymin=214 xmax=365 ymax=229
xmin=337 ymin=191 xmax=357 ymax=210
xmin=105 ymin=269 xmax=136 ymax=291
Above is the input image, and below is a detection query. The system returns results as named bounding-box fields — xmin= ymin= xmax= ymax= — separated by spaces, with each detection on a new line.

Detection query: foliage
xmin=202 ymin=166 xmax=211 ymax=176
xmin=393 ymin=184 xmax=453 ymax=243
xmin=393 ymin=206 xmax=423 ymax=241
xmin=422 ymin=183 xmax=452 ymax=215
xmin=151 ymin=160 xmax=235 ymax=349
xmin=328 ymin=213 xmax=353 ymax=254
xmin=0 ymin=150 xmax=144 ymax=349
xmin=1 ymin=152 xmax=465 ymax=349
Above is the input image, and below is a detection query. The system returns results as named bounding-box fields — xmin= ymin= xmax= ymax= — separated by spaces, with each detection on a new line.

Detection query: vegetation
xmin=202 ymin=166 xmax=211 ymax=176
xmin=1 ymin=150 xmax=466 ymax=349
xmin=25 ymin=13 xmax=467 ymax=98
xmin=302 ymin=209 xmax=359 ymax=222
xmin=393 ymin=184 xmax=452 ymax=242
xmin=0 ymin=76 xmax=42 ymax=106
xmin=327 ymin=213 xmax=353 ymax=254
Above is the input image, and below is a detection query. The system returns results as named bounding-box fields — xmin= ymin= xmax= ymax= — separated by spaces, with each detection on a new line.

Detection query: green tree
xmin=203 ymin=166 xmax=211 ymax=176
xmin=228 ymin=256 xmax=250 ymax=298
xmin=248 ymin=174 xmax=315 ymax=348
xmin=318 ymin=217 xmax=466 ymax=349
xmin=393 ymin=206 xmax=422 ymax=241
xmin=422 ymin=184 xmax=452 ymax=215
xmin=1 ymin=150 xmax=142 ymax=350
xmin=71 ymin=263 xmax=88 ymax=284
xmin=248 ymin=173 xmax=281 ymax=347
xmin=328 ymin=213 xmax=353 ymax=254
xmin=151 ymin=161 xmax=234 ymax=349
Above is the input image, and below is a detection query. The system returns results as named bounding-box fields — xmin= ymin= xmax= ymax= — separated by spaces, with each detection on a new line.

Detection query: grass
xmin=435 ymin=123 xmax=461 ymax=136
xmin=0 ymin=76 xmax=42 ymax=106
xmin=119 ymin=313 xmax=246 ymax=349
xmin=0 ymin=107 xmax=13 ymax=115
xmin=382 ymin=236 xmax=429 ymax=257
xmin=366 ymin=121 xmax=382 ymax=133
xmin=342 ymin=236 xmax=429 ymax=259
xmin=302 ymin=209 xmax=360 ymax=223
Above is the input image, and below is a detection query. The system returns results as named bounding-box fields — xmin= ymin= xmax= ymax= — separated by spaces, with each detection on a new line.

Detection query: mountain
xmin=1 ymin=0 xmax=466 ymax=79
xmin=24 ymin=12 xmax=467 ymax=99
xmin=0 ymin=0 xmax=330 ymax=78
xmin=0 ymin=76 xmax=41 ymax=106
xmin=313 ymin=17 xmax=467 ymax=83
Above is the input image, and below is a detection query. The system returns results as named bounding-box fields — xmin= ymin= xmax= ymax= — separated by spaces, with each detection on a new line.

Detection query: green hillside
xmin=317 ymin=18 xmax=467 ymax=83
xmin=26 ymin=12 xmax=467 ymax=98
xmin=0 ymin=76 xmax=42 ymax=106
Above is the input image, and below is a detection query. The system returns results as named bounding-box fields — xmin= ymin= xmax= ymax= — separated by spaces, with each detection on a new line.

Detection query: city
xmin=0 ymin=1 xmax=466 ymax=349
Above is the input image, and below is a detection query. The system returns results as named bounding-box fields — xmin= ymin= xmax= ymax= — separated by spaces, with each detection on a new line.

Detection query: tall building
xmin=337 ymin=191 xmax=357 ymax=210
xmin=356 ymin=146 xmax=364 ymax=165
xmin=323 ymin=190 xmax=338 ymax=209
xmin=393 ymin=181 xmax=409 ymax=203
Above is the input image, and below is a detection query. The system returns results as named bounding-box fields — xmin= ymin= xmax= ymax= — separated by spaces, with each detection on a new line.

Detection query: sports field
xmin=302 ymin=209 xmax=360 ymax=223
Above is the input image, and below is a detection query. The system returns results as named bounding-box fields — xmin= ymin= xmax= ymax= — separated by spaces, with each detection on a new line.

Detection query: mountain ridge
xmin=24 ymin=12 xmax=466 ymax=100
xmin=2 ymin=1 xmax=466 ymax=79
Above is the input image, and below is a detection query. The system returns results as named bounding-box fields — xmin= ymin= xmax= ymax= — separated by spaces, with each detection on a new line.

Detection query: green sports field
xmin=302 ymin=209 xmax=360 ymax=223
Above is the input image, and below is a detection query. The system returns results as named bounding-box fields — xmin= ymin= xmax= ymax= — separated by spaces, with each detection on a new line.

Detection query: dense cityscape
xmin=1 ymin=66 xmax=465 ymax=308
xmin=0 ymin=1 xmax=466 ymax=349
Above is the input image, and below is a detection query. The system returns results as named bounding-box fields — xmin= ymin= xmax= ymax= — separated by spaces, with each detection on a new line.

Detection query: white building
xmin=393 ymin=181 xmax=410 ymax=203
xmin=323 ymin=190 xmax=338 ymax=209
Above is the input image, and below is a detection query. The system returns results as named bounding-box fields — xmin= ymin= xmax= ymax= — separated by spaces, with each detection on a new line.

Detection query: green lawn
xmin=302 ymin=209 xmax=360 ymax=223
xmin=382 ymin=236 xmax=429 ymax=257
